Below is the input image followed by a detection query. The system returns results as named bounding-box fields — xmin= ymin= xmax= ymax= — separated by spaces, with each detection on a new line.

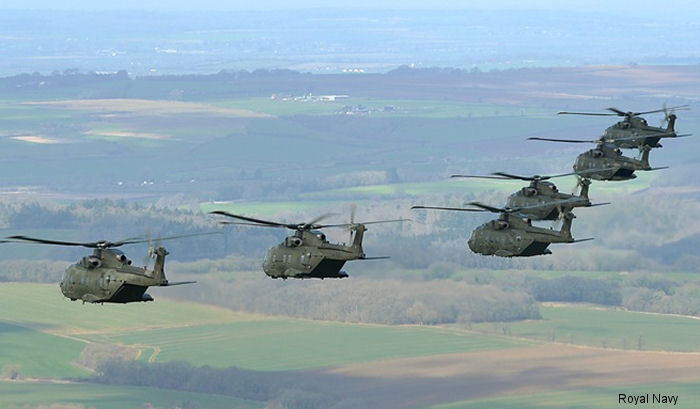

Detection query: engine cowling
xmin=285 ymin=237 xmax=303 ymax=247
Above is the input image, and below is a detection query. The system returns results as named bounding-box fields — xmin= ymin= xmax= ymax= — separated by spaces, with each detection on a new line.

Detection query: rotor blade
xmin=411 ymin=205 xmax=486 ymax=213
xmin=490 ymin=172 xmax=536 ymax=181
xmin=464 ymin=202 xmax=505 ymax=213
xmin=634 ymin=107 xmax=688 ymax=116
xmin=557 ymin=111 xmax=617 ymax=116
xmin=209 ymin=210 xmax=288 ymax=228
xmin=218 ymin=221 xmax=280 ymax=227
xmin=305 ymin=213 xmax=337 ymax=228
xmin=109 ymin=232 xmax=221 ymax=247
xmin=318 ymin=219 xmax=408 ymax=229
xmin=606 ymin=107 xmax=629 ymax=116
xmin=450 ymin=174 xmax=512 ymax=180
xmin=527 ymin=136 xmax=596 ymax=143
xmin=4 ymin=235 xmax=105 ymax=248
xmin=608 ymin=131 xmax=676 ymax=143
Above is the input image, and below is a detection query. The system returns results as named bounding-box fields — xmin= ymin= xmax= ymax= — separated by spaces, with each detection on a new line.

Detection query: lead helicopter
xmin=528 ymin=137 xmax=667 ymax=181
xmin=210 ymin=208 xmax=403 ymax=279
xmin=4 ymin=233 xmax=215 ymax=304
xmin=412 ymin=201 xmax=592 ymax=257
xmin=450 ymin=169 xmax=609 ymax=220
xmin=557 ymin=105 xmax=691 ymax=148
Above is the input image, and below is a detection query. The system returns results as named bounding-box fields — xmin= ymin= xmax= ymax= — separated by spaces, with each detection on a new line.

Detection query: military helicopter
xmin=4 ymin=233 xmax=214 ymax=304
xmin=557 ymin=105 xmax=691 ymax=149
xmin=210 ymin=209 xmax=402 ymax=279
xmin=528 ymin=137 xmax=667 ymax=181
xmin=450 ymin=169 xmax=609 ymax=220
xmin=412 ymin=201 xmax=591 ymax=257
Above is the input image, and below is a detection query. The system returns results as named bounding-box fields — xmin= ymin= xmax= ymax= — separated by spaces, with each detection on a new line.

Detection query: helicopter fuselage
xmin=505 ymin=182 xmax=590 ymax=220
xmin=262 ymin=230 xmax=364 ymax=279
xmin=602 ymin=116 xmax=675 ymax=149
xmin=467 ymin=216 xmax=574 ymax=257
xmin=573 ymin=145 xmax=650 ymax=181
xmin=60 ymin=248 xmax=168 ymax=303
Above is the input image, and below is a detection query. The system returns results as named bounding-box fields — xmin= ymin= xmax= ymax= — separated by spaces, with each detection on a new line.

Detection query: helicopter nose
xmin=467 ymin=233 xmax=478 ymax=253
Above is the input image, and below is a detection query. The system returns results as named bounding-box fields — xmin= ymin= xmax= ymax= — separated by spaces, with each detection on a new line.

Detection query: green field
xmin=106 ymin=320 xmax=527 ymax=371
xmin=0 ymin=322 xmax=87 ymax=378
xmin=0 ymin=381 xmax=263 ymax=409
xmin=212 ymin=97 xmax=551 ymax=118
xmin=427 ymin=382 xmax=700 ymax=409
xmin=471 ymin=303 xmax=700 ymax=352
xmin=0 ymin=283 xmax=525 ymax=375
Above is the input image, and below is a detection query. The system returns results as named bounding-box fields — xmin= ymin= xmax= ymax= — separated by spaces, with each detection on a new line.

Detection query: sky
xmin=3 ymin=0 xmax=700 ymax=14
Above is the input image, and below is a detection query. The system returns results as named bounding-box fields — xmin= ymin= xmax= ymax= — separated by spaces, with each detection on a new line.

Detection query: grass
xmin=471 ymin=303 xmax=700 ymax=352
xmin=211 ymin=97 xmax=551 ymax=118
xmin=0 ymin=282 xmax=526 ymax=374
xmin=426 ymin=382 xmax=700 ymax=409
xmin=104 ymin=320 xmax=527 ymax=371
xmin=0 ymin=283 xmax=256 ymax=334
xmin=0 ymin=322 xmax=87 ymax=378
xmin=0 ymin=380 xmax=263 ymax=409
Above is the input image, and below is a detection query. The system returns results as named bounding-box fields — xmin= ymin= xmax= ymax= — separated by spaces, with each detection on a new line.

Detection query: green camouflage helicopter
xmin=412 ymin=201 xmax=591 ymax=257
xmin=450 ymin=169 xmax=609 ymax=220
xmin=528 ymin=137 xmax=667 ymax=181
xmin=557 ymin=105 xmax=691 ymax=148
xmin=210 ymin=208 xmax=402 ymax=279
xmin=4 ymin=233 xmax=214 ymax=304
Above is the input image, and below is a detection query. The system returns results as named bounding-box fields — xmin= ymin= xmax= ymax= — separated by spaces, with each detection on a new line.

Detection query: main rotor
xmin=4 ymin=232 xmax=219 ymax=249
xmin=557 ymin=105 xmax=689 ymax=120
xmin=210 ymin=210 xmax=405 ymax=232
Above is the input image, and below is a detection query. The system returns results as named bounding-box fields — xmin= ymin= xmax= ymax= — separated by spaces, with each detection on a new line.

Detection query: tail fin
xmin=351 ymin=224 xmax=367 ymax=258
xmin=151 ymin=247 xmax=170 ymax=284
xmin=666 ymin=113 xmax=677 ymax=133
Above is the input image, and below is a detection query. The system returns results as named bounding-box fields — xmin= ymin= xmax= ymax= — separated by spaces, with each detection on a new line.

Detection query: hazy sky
xmin=3 ymin=0 xmax=700 ymax=14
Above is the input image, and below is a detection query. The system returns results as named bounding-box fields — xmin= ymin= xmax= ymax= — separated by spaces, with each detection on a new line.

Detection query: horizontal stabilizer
xmin=160 ymin=280 xmax=197 ymax=286
xmin=572 ymin=238 xmax=594 ymax=243
xmin=360 ymin=256 xmax=391 ymax=260
xmin=588 ymin=202 xmax=611 ymax=207
xmin=649 ymin=166 xmax=669 ymax=171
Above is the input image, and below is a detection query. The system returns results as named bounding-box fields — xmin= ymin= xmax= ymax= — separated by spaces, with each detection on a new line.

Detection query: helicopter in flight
xmin=527 ymin=137 xmax=667 ymax=181
xmin=450 ymin=169 xmax=608 ymax=220
xmin=4 ymin=233 xmax=214 ymax=304
xmin=210 ymin=208 xmax=403 ymax=279
xmin=557 ymin=105 xmax=691 ymax=149
xmin=412 ymin=201 xmax=591 ymax=257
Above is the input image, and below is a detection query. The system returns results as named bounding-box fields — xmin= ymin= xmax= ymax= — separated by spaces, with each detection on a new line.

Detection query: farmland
xmin=2 ymin=283 xmax=700 ymax=408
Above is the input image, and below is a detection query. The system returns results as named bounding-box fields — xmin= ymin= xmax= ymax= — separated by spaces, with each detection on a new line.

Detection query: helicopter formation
xmin=412 ymin=105 xmax=690 ymax=257
xmin=1 ymin=105 xmax=690 ymax=301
